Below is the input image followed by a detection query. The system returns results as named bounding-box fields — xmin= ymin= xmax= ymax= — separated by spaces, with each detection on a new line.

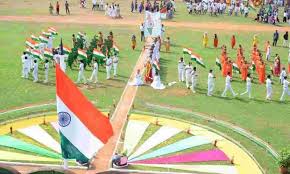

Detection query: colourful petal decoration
xmin=0 ymin=150 xmax=61 ymax=162
xmin=50 ymin=122 xmax=59 ymax=133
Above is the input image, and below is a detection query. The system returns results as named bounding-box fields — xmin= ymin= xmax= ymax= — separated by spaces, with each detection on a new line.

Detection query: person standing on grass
xmin=131 ymin=35 xmax=136 ymax=50
xmin=112 ymin=53 xmax=119 ymax=77
xmin=56 ymin=1 xmax=60 ymax=15
xmin=49 ymin=3 xmax=54 ymax=15
xmin=283 ymin=31 xmax=288 ymax=48
xmin=131 ymin=1 xmax=134 ymax=12
xmin=44 ymin=59 xmax=49 ymax=83
xmin=207 ymin=69 xmax=215 ymax=96
xmin=105 ymin=55 xmax=112 ymax=80
xmin=191 ymin=67 xmax=198 ymax=93
xmin=280 ymin=67 xmax=287 ymax=85
xmin=265 ymin=41 xmax=271 ymax=61
xmin=164 ymin=37 xmax=170 ymax=52
xmin=203 ymin=32 xmax=208 ymax=48
xmin=266 ymin=75 xmax=273 ymax=100
xmin=184 ymin=62 xmax=193 ymax=89
xmin=221 ymin=72 xmax=237 ymax=97
xmin=33 ymin=59 xmax=38 ymax=83
xmin=280 ymin=76 xmax=290 ymax=101
xmin=273 ymin=30 xmax=279 ymax=46
xmin=231 ymin=35 xmax=236 ymax=49
xmin=76 ymin=60 xmax=87 ymax=84
xmin=178 ymin=57 xmax=185 ymax=82
xmin=240 ymin=73 xmax=253 ymax=98
xmin=92 ymin=0 xmax=97 ymax=11
xmin=89 ymin=59 xmax=98 ymax=83
xmin=65 ymin=1 xmax=70 ymax=15
xmin=140 ymin=23 xmax=145 ymax=42
xmin=213 ymin=34 xmax=218 ymax=48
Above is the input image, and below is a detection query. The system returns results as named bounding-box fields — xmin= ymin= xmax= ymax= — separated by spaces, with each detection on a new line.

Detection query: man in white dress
xmin=184 ymin=62 xmax=193 ymax=89
xmin=178 ymin=57 xmax=185 ymax=82
xmin=207 ymin=69 xmax=215 ymax=96
xmin=280 ymin=76 xmax=290 ymax=101
xmin=266 ymin=75 xmax=273 ymax=100
xmin=279 ymin=67 xmax=287 ymax=85
xmin=130 ymin=69 xmax=143 ymax=86
xmin=106 ymin=56 xmax=112 ymax=79
xmin=21 ymin=52 xmax=27 ymax=78
xmin=191 ymin=67 xmax=198 ymax=93
xmin=22 ymin=56 xmax=30 ymax=79
xmin=89 ymin=59 xmax=98 ymax=83
xmin=240 ymin=73 xmax=252 ymax=98
xmin=32 ymin=59 xmax=38 ymax=83
xmin=47 ymin=36 xmax=53 ymax=49
xmin=112 ymin=53 xmax=119 ymax=77
xmin=44 ymin=59 xmax=49 ymax=83
xmin=221 ymin=72 xmax=237 ymax=97
xmin=76 ymin=60 xmax=87 ymax=84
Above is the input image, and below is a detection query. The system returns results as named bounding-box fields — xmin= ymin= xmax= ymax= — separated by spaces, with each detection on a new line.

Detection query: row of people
xmin=105 ymin=3 xmax=121 ymax=18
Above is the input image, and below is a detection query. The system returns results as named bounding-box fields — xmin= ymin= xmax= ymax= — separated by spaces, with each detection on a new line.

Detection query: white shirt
xmin=24 ymin=58 xmax=30 ymax=68
xmin=208 ymin=73 xmax=214 ymax=84
xmin=246 ymin=77 xmax=251 ymax=86
xmin=140 ymin=25 xmax=144 ymax=32
xmin=184 ymin=65 xmax=193 ymax=76
xmin=93 ymin=62 xmax=98 ymax=71
xmin=33 ymin=62 xmax=38 ymax=72
xmin=280 ymin=70 xmax=287 ymax=80
xmin=79 ymin=63 xmax=84 ymax=72
xmin=266 ymin=79 xmax=272 ymax=89
xmin=191 ymin=70 xmax=197 ymax=80
xmin=225 ymin=75 xmax=231 ymax=86
xmin=113 ymin=56 xmax=119 ymax=64
xmin=283 ymin=80 xmax=289 ymax=89
xmin=106 ymin=58 xmax=112 ymax=67
xmin=178 ymin=61 xmax=185 ymax=70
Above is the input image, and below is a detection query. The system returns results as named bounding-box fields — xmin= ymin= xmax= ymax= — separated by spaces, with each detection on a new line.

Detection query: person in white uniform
xmin=76 ymin=60 xmax=87 ymax=84
xmin=191 ymin=67 xmax=198 ymax=93
xmin=112 ymin=53 xmax=119 ymax=77
xmin=266 ymin=75 xmax=273 ymax=100
xmin=89 ymin=59 xmax=98 ymax=83
xmin=23 ymin=56 xmax=30 ymax=79
xmin=151 ymin=72 xmax=165 ymax=90
xmin=21 ymin=52 xmax=27 ymax=78
xmin=44 ymin=59 xmax=49 ymax=83
xmin=266 ymin=43 xmax=271 ymax=61
xmin=240 ymin=73 xmax=252 ymax=98
xmin=207 ymin=69 xmax=215 ymax=96
xmin=184 ymin=62 xmax=193 ymax=89
xmin=32 ymin=59 xmax=38 ymax=83
xmin=221 ymin=72 xmax=237 ymax=97
xmin=47 ymin=36 xmax=53 ymax=49
xmin=105 ymin=56 xmax=112 ymax=79
xmin=178 ymin=57 xmax=185 ymax=82
xmin=129 ymin=69 xmax=143 ymax=86
xmin=280 ymin=76 xmax=290 ymax=101
xmin=279 ymin=67 xmax=287 ymax=85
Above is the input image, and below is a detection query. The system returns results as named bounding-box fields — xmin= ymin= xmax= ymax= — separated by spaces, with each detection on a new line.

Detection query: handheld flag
xmin=232 ymin=63 xmax=241 ymax=74
xmin=56 ymin=65 xmax=113 ymax=163
xmin=182 ymin=48 xmax=192 ymax=55
xmin=191 ymin=53 xmax=206 ymax=68
xmin=78 ymin=49 xmax=87 ymax=59
xmin=216 ymin=58 xmax=221 ymax=70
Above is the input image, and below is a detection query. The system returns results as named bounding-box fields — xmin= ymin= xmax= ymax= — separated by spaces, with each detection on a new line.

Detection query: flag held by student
xmin=56 ymin=65 xmax=113 ymax=163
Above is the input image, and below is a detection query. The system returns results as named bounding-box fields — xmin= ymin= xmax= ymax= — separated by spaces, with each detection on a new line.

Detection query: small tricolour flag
xmin=183 ymin=48 xmax=192 ymax=55
xmin=31 ymin=35 xmax=39 ymax=41
xmin=77 ymin=32 xmax=85 ymax=38
xmin=39 ymin=35 xmax=49 ymax=43
xmin=31 ymin=49 xmax=43 ymax=60
xmin=232 ymin=63 xmax=241 ymax=74
xmin=25 ymin=48 xmax=32 ymax=55
xmin=78 ymin=49 xmax=87 ymax=59
xmin=216 ymin=58 xmax=221 ymax=70
xmin=93 ymin=49 xmax=105 ymax=59
xmin=250 ymin=61 xmax=256 ymax=71
xmin=153 ymin=60 xmax=160 ymax=71
xmin=48 ymin=27 xmax=58 ymax=35
xmin=25 ymin=38 xmax=39 ymax=49
xmin=44 ymin=48 xmax=53 ymax=59
xmin=42 ymin=31 xmax=52 ymax=38
xmin=113 ymin=44 xmax=120 ymax=54
xmin=191 ymin=53 xmax=205 ymax=68
xmin=63 ymin=46 xmax=71 ymax=55
xmin=56 ymin=64 xmax=113 ymax=163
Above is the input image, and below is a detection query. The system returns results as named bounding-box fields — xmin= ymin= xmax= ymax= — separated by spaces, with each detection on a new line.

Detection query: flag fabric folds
xmin=56 ymin=65 xmax=113 ymax=163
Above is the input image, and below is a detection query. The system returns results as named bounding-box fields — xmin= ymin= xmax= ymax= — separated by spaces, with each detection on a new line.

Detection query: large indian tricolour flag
xmin=56 ymin=65 xmax=113 ymax=163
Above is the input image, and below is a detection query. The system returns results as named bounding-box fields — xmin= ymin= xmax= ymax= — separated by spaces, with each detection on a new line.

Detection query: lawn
xmin=0 ymin=21 xmax=142 ymax=110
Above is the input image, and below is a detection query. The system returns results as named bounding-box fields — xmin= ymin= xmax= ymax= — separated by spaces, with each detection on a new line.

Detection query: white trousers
xmin=113 ymin=63 xmax=118 ymax=76
xmin=23 ymin=67 xmax=29 ymax=79
xmin=191 ymin=78 xmax=197 ymax=92
xmin=280 ymin=88 xmax=290 ymax=101
xmin=89 ymin=70 xmax=98 ymax=83
xmin=240 ymin=85 xmax=251 ymax=98
xmin=33 ymin=70 xmax=38 ymax=82
xmin=106 ymin=66 xmax=111 ymax=79
xmin=185 ymin=74 xmax=191 ymax=88
xmin=266 ymin=87 xmax=272 ymax=100
xmin=207 ymin=82 xmax=214 ymax=96
xmin=77 ymin=71 xmax=86 ymax=83
xmin=178 ymin=69 xmax=184 ymax=82
xmin=44 ymin=70 xmax=49 ymax=82
xmin=222 ymin=84 xmax=236 ymax=97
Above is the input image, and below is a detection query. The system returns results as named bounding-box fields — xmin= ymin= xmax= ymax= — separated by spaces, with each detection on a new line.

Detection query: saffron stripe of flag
xmin=93 ymin=49 xmax=105 ymax=59
xmin=31 ymin=49 xmax=43 ymax=60
xmin=44 ymin=48 xmax=53 ymax=59
xmin=48 ymin=27 xmax=58 ymax=35
xmin=191 ymin=53 xmax=206 ymax=68
xmin=31 ymin=35 xmax=39 ymax=41
xmin=42 ymin=31 xmax=52 ymax=37
xmin=63 ymin=46 xmax=71 ymax=55
xmin=78 ymin=49 xmax=87 ymax=59
xmin=56 ymin=65 xmax=113 ymax=162
xmin=39 ymin=35 xmax=49 ymax=43
xmin=232 ymin=63 xmax=241 ymax=74
xmin=216 ymin=58 xmax=221 ymax=70
xmin=25 ymin=39 xmax=39 ymax=49
xmin=182 ymin=48 xmax=192 ymax=55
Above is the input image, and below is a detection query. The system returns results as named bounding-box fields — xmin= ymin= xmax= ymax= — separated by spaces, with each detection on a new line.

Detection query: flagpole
xmin=63 ymin=158 xmax=69 ymax=170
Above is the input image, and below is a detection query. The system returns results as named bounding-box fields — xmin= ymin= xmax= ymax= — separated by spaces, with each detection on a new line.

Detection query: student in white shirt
xmin=33 ymin=59 xmax=38 ymax=83
xmin=280 ymin=76 xmax=290 ymax=101
xmin=76 ymin=60 xmax=87 ymax=84
xmin=266 ymin=75 xmax=273 ymax=100
xmin=44 ymin=59 xmax=49 ymax=83
xmin=89 ymin=59 xmax=98 ymax=83
xmin=207 ymin=69 xmax=215 ymax=96
xmin=221 ymin=72 xmax=237 ymax=97
xmin=240 ymin=73 xmax=252 ymax=98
